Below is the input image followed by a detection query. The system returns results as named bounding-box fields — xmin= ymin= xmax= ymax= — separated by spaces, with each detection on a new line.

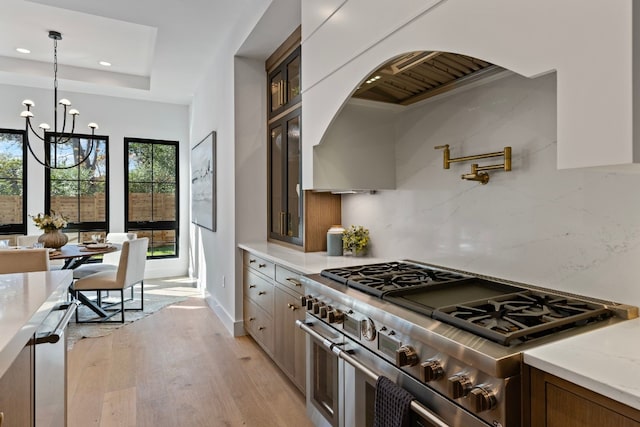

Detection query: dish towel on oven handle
xmin=373 ymin=375 xmax=415 ymax=427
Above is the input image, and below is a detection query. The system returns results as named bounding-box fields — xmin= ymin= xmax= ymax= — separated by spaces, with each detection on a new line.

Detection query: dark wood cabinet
xmin=266 ymin=28 xmax=341 ymax=251
xmin=526 ymin=365 xmax=640 ymax=427
xmin=268 ymin=46 xmax=301 ymax=119
xmin=269 ymin=108 xmax=302 ymax=245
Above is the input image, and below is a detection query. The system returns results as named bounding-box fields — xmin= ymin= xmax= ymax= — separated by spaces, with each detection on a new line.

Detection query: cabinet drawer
xmin=244 ymin=270 xmax=274 ymax=315
xmin=243 ymin=252 xmax=275 ymax=279
xmin=244 ymin=297 xmax=274 ymax=354
xmin=275 ymin=265 xmax=304 ymax=295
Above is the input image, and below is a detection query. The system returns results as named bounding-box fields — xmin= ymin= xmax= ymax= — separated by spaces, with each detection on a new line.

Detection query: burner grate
xmin=321 ymin=262 xmax=466 ymax=296
xmin=434 ymin=292 xmax=613 ymax=345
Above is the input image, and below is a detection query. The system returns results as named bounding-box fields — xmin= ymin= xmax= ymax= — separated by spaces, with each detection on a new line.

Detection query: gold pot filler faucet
xmin=434 ymin=144 xmax=511 ymax=184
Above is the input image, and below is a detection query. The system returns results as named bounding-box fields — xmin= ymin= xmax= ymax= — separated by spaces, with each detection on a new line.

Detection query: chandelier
xmin=20 ymin=30 xmax=98 ymax=169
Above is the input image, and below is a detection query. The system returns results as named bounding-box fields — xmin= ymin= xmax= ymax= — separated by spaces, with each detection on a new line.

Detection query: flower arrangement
xmin=30 ymin=211 xmax=68 ymax=231
xmin=342 ymin=225 xmax=370 ymax=255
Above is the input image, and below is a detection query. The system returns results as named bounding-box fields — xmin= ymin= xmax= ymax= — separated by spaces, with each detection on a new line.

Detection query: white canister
xmin=326 ymin=225 xmax=345 ymax=256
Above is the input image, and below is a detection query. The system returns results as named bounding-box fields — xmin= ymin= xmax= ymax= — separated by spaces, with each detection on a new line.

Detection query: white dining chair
xmin=0 ymin=248 xmax=50 ymax=273
xmin=16 ymin=235 xmax=39 ymax=247
xmin=16 ymin=235 xmax=64 ymax=269
xmin=72 ymin=232 xmax=138 ymax=280
xmin=70 ymin=237 xmax=148 ymax=323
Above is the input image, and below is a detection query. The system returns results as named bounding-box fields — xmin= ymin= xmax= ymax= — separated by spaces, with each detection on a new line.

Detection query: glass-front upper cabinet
xmin=269 ymin=109 xmax=302 ymax=245
xmin=269 ymin=46 xmax=301 ymax=118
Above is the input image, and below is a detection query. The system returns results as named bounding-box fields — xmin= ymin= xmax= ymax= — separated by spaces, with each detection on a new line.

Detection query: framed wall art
xmin=191 ymin=131 xmax=216 ymax=231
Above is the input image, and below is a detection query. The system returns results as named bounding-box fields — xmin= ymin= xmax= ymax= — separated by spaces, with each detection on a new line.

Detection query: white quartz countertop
xmin=524 ymin=317 xmax=640 ymax=410
xmin=0 ymin=270 xmax=73 ymax=378
xmin=238 ymin=242 xmax=389 ymax=274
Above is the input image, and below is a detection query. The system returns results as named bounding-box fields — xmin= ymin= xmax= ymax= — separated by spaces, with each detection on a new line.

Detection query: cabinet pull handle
xmin=280 ymin=211 xmax=286 ymax=235
xmin=258 ymin=291 xmax=266 ymax=295
xmin=249 ymin=259 xmax=256 ymax=264
xmin=258 ymin=263 xmax=267 ymax=268
xmin=286 ymin=278 xmax=302 ymax=287
xmin=290 ymin=304 xmax=299 ymax=311
xmin=249 ymin=317 xmax=255 ymax=321
xmin=259 ymin=326 xmax=266 ymax=331
xmin=249 ymin=284 xmax=257 ymax=288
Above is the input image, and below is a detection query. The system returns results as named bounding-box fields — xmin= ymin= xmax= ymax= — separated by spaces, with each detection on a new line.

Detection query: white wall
xmin=0 ymin=83 xmax=190 ymax=278
xmin=189 ymin=0 xmax=301 ymax=336
xmin=313 ymin=100 xmax=397 ymax=191
xmin=341 ymin=72 xmax=640 ymax=307
xmin=190 ymin=35 xmax=245 ymax=334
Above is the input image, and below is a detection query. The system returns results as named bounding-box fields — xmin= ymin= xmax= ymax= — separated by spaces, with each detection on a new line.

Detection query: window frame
xmin=0 ymin=128 xmax=27 ymax=235
xmin=44 ymin=132 xmax=110 ymax=237
xmin=124 ymin=137 xmax=180 ymax=259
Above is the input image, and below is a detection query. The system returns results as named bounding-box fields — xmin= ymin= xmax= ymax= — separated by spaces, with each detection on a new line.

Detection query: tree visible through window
xmin=46 ymin=133 xmax=109 ymax=242
xmin=125 ymin=138 xmax=178 ymax=258
xmin=0 ymin=129 xmax=26 ymax=242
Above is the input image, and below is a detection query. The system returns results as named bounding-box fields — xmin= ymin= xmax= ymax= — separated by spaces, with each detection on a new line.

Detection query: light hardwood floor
xmin=67 ymin=296 xmax=313 ymax=427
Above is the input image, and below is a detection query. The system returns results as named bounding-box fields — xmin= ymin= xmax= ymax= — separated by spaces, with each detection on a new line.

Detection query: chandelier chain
xmin=53 ymin=38 xmax=58 ymax=91
xmin=19 ymin=30 xmax=98 ymax=169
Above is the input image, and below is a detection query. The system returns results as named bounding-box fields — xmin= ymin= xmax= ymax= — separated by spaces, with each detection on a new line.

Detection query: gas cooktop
xmin=321 ymin=261 xmax=467 ymax=297
xmin=320 ymin=261 xmax=616 ymax=345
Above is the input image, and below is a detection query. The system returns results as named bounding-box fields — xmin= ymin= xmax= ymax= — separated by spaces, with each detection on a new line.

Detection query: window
xmin=125 ymin=138 xmax=179 ymax=258
xmin=45 ymin=133 xmax=109 ymax=243
xmin=0 ymin=129 xmax=26 ymax=242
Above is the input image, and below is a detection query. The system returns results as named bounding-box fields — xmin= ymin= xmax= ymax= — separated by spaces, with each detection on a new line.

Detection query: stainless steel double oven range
xmin=297 ymin=261 xmax=637 ymax=427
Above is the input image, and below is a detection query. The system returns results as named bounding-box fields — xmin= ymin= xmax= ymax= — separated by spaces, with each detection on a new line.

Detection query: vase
xmin=38 ymin=229 xmax=68 ymax=249
xmin=347 ymin=246 xmax=367 ymax=257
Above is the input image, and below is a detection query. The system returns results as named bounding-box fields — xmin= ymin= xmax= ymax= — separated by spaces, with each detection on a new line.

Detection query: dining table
xmin=48 ymin=243 xmax=121 ymax=270
xmin=48 ymin=243 xmax=123 ymax=319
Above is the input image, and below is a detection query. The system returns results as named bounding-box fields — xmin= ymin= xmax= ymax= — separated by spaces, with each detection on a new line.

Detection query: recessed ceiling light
xmin=16 ymin=48 xmax=30 ymax=54
xmin=98 ymin=61 xmax=111 ymax=67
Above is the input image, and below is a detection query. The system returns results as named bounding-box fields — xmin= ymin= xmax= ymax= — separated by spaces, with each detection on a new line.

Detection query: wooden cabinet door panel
xmin=546 ymin=383 xmax=638 ymax=427
xmin=528 ymin=366 xmax=640 ymax=427
xmin=274 ymin=286 xmax=306 ymax=393
xmin=0 ymin=346 xmax=33 ymax=427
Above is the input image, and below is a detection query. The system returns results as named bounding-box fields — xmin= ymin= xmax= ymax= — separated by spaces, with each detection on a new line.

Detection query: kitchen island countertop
xmin=0 ymin=270 xmax=73 ymax=378
xmin=238 ymin=242 xmax=389 ymax=274
xmin=524 ymin=317 xmax=640 ymax=411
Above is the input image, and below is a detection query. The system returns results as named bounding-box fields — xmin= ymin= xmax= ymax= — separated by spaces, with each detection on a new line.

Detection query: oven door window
xmin=311 ymin=340 xmax=339 ymax=426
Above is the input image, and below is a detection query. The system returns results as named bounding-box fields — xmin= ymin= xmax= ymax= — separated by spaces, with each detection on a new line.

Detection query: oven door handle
xmin=296 ymin=320 xmax=451 ymax=427
xmin=29 ymin=300 xmax=80 ymax=345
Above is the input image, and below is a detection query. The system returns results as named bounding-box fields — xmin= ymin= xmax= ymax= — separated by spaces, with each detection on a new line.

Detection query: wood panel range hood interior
xmin=312 ymin=50 xmax=509 ymax=193
xmin=352 ymin=51 xmax=505 ymax=106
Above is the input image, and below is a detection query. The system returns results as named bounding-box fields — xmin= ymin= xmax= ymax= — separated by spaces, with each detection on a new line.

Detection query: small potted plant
xmin=31 ymin=211 xmax=69 ymax=249
xmin=342 ymin=225 xmax=370 ymax=256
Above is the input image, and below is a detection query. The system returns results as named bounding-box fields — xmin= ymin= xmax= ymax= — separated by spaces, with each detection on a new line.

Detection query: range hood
xmin=312 ymin=51 xmax=507 ymax=193
xmin=352 ymin=51 xmax=504 ymax=106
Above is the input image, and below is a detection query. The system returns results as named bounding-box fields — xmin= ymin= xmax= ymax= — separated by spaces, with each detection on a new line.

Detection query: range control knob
xmin=306 ymin=298 xmax=317 ymax=310
xmin=469 ymin=386 xmax=497 ymax=413
xmin=319 ymin=306 xmax=328 ymax=318
xmin=448 ymin=374 xmax=473 ymax=399
xmin=312 ymin=302 xmax=325 ymax=314
xmin=395 ymin=346 xmax=419 ymax=367
xmin=327 ymin=309 xmax=344 ymax=324
xmin=300 ymin=295 xmax=310 ymax=307
xmin=361 ymin=318 xmax=377 ymax=341
xmin=420 ymin=359 xmax=444 ymax=382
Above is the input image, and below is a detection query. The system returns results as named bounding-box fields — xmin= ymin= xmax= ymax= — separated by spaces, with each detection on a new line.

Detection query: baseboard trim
xmin=204 ymin=294 xmax=246 ymax=337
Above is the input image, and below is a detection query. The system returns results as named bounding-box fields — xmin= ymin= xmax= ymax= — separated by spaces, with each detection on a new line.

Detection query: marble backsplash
xmin=341 ymin=71 xmax=640 ymax=307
